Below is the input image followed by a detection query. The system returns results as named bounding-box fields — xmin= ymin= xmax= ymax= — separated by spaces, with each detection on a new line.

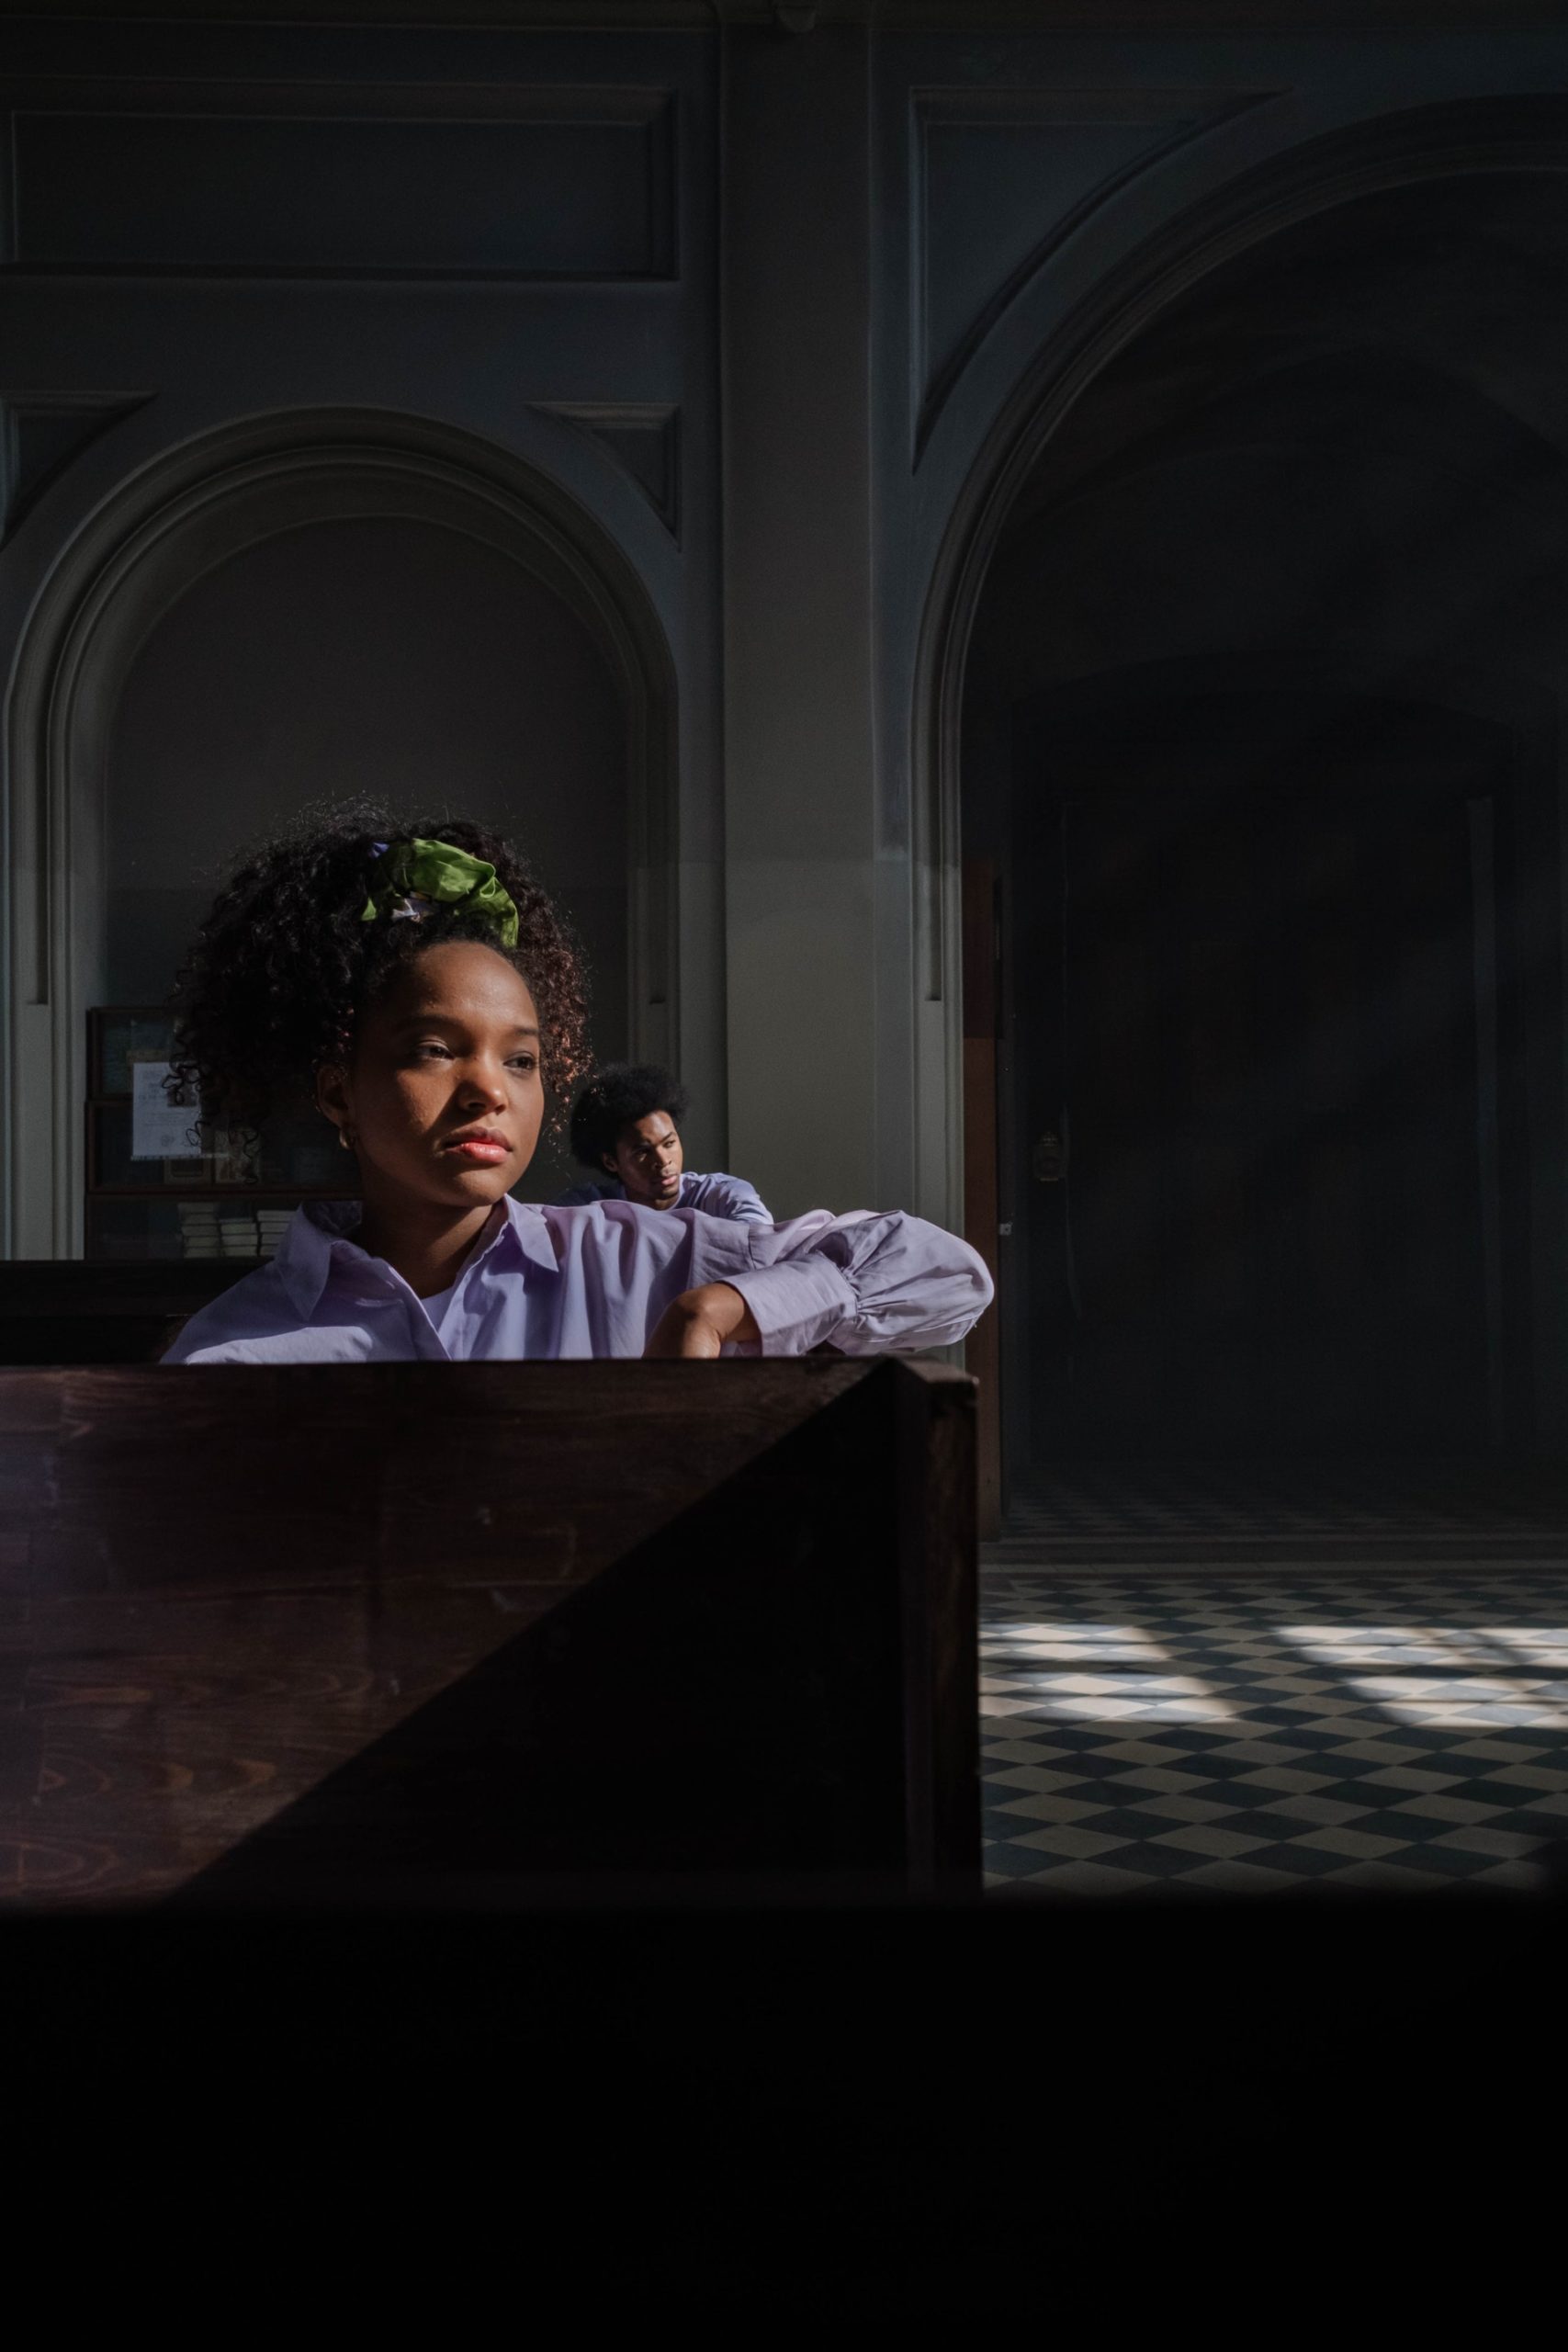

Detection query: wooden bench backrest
xmin=0 ymin=1358 xmax=978 ymax=1903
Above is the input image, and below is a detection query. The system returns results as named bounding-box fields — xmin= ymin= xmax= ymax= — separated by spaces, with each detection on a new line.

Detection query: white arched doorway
xmin=4 ymin=408 xmax=678 ymax=1257
xmin=914 ymin=100 xmax=1568 ymax=1503
xmin=915 ymin=96 xmax=1568 ymax=1236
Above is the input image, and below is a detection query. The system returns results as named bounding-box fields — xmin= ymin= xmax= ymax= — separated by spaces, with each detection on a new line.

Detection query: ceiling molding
xmin=0 ymin=4 xmax=1560 ymax=28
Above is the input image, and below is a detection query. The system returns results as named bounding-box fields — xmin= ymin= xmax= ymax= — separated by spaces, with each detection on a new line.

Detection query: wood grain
xmin=0 ymin=1357 xmax=979 ymax=1904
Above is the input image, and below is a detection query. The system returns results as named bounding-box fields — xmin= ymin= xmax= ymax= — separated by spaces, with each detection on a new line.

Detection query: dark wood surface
xmin=0 ymin=1356 xmax=978 ymax=1904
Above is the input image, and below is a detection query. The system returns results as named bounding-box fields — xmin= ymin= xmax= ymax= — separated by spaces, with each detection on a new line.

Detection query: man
xmin=556 ymin=1063 xmax=773 ymax=1224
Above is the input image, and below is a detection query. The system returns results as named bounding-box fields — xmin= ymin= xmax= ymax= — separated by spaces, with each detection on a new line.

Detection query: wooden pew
xmin=0 ymin=1355 xmax=978 ymax=1905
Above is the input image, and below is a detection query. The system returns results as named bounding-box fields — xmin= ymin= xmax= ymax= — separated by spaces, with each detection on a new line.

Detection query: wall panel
xmin=8 ymin=88 xmax=675 ymax=277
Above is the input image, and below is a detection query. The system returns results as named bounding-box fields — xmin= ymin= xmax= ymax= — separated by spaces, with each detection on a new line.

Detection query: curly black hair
xmin=169 ymin=802 xmax=592 ymax=1134
xmin=570 ymin=1062 xmax=689 ymax=1171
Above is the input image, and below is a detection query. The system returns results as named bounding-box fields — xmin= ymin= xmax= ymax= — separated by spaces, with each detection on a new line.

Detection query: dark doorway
xmin=958 ymin=171 xmax=1568 ymax=1512
xmin=1006 ymin=688 xmax=1538 ymax=1471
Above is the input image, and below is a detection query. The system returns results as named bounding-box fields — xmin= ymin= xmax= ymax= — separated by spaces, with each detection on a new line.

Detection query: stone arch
xmin=911 ymin=94 xmax=1568 ymax=1232
xmin=3 ymin=406 xmax=678 ymax=1256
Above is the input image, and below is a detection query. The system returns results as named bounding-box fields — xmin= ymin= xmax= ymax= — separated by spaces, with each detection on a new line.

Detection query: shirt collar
xmin=276 ymin=1194 xmax=558 ymax=1321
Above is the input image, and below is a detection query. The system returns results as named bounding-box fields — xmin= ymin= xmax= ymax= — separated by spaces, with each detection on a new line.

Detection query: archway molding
xmin=4 ymin=405 xmax=679 ymax=1256
xmin=912 ymin=94 xmax=1568 ymax=1232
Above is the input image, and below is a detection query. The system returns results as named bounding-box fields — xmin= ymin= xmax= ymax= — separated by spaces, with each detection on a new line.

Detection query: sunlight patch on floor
xmin=1278 ymin=1623 xmax=1568 ymax=1729
xmin=981 ymin=1622 xmax=1237 ymax=1724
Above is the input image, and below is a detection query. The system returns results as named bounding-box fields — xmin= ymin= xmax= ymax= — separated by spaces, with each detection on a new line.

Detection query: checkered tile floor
xmin=996 ymin=1461 xmax=1568 ymax=1560
xmin=981 ymin=1567 xmax=1568 ymax=1896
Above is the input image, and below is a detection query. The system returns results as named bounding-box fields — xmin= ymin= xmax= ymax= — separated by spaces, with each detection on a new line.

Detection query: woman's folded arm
xmin=685 ymin=1208 xmax=993 ymax=1357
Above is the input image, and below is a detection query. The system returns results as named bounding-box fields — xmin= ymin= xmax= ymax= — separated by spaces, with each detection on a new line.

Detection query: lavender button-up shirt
xmin=552 ymin=1170 xmax=772 ymax=1224
xmin=161 ymin=1195 xmax=993 ymax=1365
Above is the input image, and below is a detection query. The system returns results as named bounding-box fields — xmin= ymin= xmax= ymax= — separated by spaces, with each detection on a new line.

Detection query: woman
xmin=161 ymin=812 xmax=992 ymax=1365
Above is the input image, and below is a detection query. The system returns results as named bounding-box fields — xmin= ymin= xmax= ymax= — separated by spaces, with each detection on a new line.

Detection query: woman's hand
xmin=643 ymin=1283 xmax=761 ymax=1359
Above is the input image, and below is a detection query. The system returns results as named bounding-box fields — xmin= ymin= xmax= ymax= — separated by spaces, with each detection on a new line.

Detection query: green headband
xmin=360 ymin=837 xmax=520 ymax=950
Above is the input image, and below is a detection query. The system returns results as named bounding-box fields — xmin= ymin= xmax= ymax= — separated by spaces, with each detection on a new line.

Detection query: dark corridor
xmin=1007 ymin=692 xmax=1540 ymax=1468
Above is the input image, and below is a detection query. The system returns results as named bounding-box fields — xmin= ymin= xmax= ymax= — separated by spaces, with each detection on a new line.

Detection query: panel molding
xmin=911 ymin=85 xmax=1279 ymax=456
xmin=0 ymin=80 xmax=677 ymax=280
xmin=532 ymin=402 xmax=682 ymax=537
xmin=1 ymin=394 xmax=152 ymax=539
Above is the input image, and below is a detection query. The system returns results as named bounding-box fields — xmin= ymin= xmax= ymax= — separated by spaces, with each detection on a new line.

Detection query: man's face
xmin=607 ymin=1109 xmax=683 ymax=1209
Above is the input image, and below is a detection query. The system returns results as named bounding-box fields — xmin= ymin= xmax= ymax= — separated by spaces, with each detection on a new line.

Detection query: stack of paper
xmin=219 ymin=1211 xmax=262 ymax=1259
xmin=177 ymin=1204 xmax=221 ymax=1260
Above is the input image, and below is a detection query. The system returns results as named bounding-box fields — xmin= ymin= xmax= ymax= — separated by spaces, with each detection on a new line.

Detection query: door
xmin=1010 ymin=695 xmax=1517 ymax=1466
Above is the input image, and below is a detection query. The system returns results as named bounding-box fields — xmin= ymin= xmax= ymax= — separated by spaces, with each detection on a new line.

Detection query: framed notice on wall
xmin=130 ymin=1060 xmax=198 ymax=1159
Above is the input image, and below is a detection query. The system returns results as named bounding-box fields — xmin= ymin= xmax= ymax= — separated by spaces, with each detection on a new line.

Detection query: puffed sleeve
xmin=686 ymin=1208 xmax=993 ymax=1356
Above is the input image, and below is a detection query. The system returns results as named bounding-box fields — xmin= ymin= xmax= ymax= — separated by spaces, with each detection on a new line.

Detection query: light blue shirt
xmin=162 ymin=1194 xmax=993 ymax=1365
xmin=552 ymin=1170 xmax=773 ymax=1224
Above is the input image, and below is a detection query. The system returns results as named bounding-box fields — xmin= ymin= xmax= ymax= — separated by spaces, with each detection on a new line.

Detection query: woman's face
xmin=319 ymin=941 xmax=545 ymax=1216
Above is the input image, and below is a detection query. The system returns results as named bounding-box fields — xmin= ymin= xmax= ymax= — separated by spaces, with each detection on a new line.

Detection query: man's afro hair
xmin=570 ymin=1062 xmax=689 ymax=1170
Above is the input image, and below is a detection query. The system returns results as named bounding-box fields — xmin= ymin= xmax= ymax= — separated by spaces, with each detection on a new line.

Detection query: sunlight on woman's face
xmin=320 ymin=941 xmax=545 ymax=1215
